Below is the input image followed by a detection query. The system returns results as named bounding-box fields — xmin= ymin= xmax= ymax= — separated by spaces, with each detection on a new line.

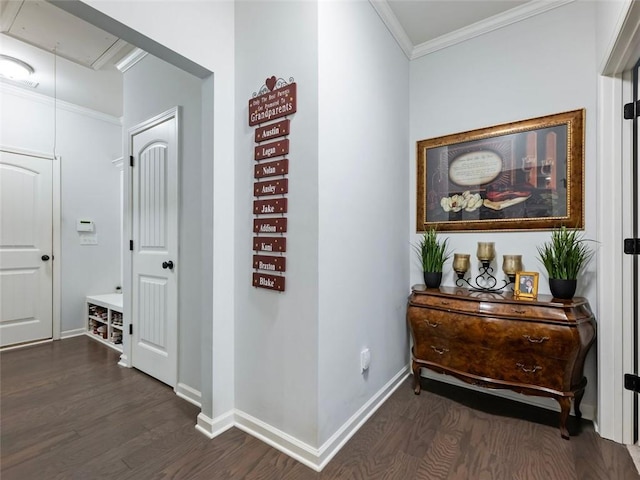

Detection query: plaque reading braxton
xmin=253 ymin=254 xmax=286 ymax=272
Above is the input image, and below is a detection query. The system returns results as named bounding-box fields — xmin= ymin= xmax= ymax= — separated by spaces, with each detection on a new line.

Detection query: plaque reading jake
xmin=254 ymin=198 xmax=288 ymax=215
xmin=253 ymin=236 xmax=286 ymax=253
xmin=255 ymin=139 xmax=289 ymax=161
xmin=253 ymin=272 xmax=285 ymax=291
xmin=254 ymin=178 xmax=288 ymax=197
xmin=253 ymin=218 xmax=287 ymax=234
xmin=254 ymin=159 xmax=289 ymax=179
xmin=253 ymin=255 xmax=286 ymax=272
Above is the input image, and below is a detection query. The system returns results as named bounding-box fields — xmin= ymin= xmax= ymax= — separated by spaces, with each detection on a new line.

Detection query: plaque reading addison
xmin=253 ymin=236 xmax=286 ymax=253
xmin=255 ymin=139 xmax=289 ymax=161
xmin=253 ymin=272 xmax=285 ymax=291
xmin=255 ymin=119 xmax=290 ymax=143
xmin=254 ymin=159 xmax=289 ymax=179
xmin=254 ymin=198 xmax=288 ymax=215
xmin=253 ymin=254 xmax=286 ymax=272
xmin=248 ymin=82 xmax=297 ymax=126
xmin=254 ymin=178 xmax=288 ymax=197
xmin=253 ymin=218 xmax=287 ymax=234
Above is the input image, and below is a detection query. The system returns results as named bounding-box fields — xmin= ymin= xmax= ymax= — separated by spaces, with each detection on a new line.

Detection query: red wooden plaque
xmin=255 ymin=139 xmax=289 ymax=161
xmin=254 ymin=159 xmax=289 ymax=179
xmin=249 ymin=82 xmax=297 ymax=126
xmin=254 ymin=198 xmax=288 ymax=215
xmin=255 ymin=119 xmax=290 ymax=143
xmin=253 ymin=218 xmax=287 ymax=234
xmin=254 ymin=178 xmax=288 ymax=197
xmin=253 ymin=254 xmax=286 ymax=272
xmin=253 ymin=236 xmax=286 ymax=253
xmin=253 ymin=272 xmax=285 ymax=291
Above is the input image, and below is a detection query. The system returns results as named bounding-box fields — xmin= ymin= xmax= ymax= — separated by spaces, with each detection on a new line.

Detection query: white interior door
xmin=0 ymin=151 xmax=53 ymax=347
xmin=130 ymin=109 xmax=178 ymax=387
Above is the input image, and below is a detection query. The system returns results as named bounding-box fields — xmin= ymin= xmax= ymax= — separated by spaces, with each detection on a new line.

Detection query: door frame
xmin=0 ymin=145 xmax=61 ymax=342
xmin=122 ymin=106 xmax=180 ymax=386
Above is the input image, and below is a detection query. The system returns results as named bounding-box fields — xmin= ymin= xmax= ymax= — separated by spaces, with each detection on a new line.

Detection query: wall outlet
xmin=360 ymin=348 xmax=370 ymax=373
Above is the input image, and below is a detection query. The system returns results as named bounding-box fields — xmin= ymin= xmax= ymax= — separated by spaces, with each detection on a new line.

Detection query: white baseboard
xmin=628 ymin=444 xmax=640 ymax=475
xmin=61 ymin=328 xmax=85 ymax=339
xmin=176 ymin=383 xmax=202 ymax=408
xmin=420 ymin=370 xmax=596 ymax=421
xmin=195 ymin=411 xmax=234 ymax=439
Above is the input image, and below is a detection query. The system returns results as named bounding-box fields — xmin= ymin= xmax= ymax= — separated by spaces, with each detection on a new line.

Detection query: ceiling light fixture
xmin=0 ymin=54 xmax=34 ymax=80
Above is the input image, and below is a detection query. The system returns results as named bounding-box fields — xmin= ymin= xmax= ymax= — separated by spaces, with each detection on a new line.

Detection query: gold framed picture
xmin=515 ymin=271 xmax=539 ymax=299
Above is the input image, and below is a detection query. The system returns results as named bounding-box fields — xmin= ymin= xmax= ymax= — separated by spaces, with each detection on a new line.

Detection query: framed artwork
xmin=515 ymin=271 xmax=539 ymax=299
xmin=416 ymin=109 xmax=585 ymax=232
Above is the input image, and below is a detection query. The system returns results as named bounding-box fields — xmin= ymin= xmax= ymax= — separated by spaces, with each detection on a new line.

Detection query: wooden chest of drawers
xmin=407 ymin=285 xmax=596 ymax=439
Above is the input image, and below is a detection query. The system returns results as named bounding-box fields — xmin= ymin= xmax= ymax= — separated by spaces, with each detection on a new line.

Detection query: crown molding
xmin=369 ymin=0 xmax=414 ymax=59
xmin=114 ymin=47 xmax=148 ymax=73
xmin=411 ymin=0 xmax=575 ymax=59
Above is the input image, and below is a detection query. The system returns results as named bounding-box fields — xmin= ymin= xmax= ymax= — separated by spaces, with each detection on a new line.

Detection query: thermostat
xmin=76 ymin=219 xmax=94 ymax=232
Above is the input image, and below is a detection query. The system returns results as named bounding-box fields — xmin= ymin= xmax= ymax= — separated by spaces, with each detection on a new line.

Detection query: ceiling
xmin=0 ymin=0 xmax=565 ymax=115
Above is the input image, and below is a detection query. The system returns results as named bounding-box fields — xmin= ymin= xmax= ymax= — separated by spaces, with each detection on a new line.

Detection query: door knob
xmin=162 ymin=260 xmax=174 ymax=270
xmin=41 ymin=255 xmax=50 ymax=261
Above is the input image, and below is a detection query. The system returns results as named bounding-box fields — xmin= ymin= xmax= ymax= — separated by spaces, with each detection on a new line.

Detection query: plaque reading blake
xmin=255 ymin=139 xmax=289 ymax=161
xmin=253 ymin=272 xmax=285 ymax=291
xmin=253 ymin=254 xmax=286 ymax=272
xmin=254 ymin=178 xmax=288 ymax=197
xmin=253 ymin=218 xmax=287 ymax=234
xmin=254 ymin=159 xmax=289 ymax=179
xmin=254 ymin=198 xmax=288 ymax=215
xmin=255 ymin=119 xmax=290 ymax=142
xmin=253 ymin=236 xmax=286 ymax=253
xmin=249 ymin=83 xmax=297 ymax=126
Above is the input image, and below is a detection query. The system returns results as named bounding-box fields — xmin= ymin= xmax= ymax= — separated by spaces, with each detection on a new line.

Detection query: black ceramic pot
xmin=549 ymin=278 xmax=577 ymax=299
xmin=423 ymin=272 xmax=443 ymax=289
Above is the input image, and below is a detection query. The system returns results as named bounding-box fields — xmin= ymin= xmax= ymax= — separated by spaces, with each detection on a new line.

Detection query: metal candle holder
xmin=453 ymin=245 xmax=521 ymax=293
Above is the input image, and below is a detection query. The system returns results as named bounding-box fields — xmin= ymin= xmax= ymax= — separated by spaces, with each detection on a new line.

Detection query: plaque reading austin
xmin=255 ymin=139 xmax=289 ymax=161
xmin=253 ymin=236 xmax=286 ymax=253
xmin=254 ymin=159 xmax=289 ymax=179
xmin=254 ymin=218 xmax=288 ymax=234
xmin=255 ymin=119 xmax=290 ymax=143
xmin=249 ymin=83 xmax=297 ymax=126
xmin=253 ymin=272 xmax=285 ymax=292
xmin=254 ymin=178 xmax=288 ymax=197
xmin=254 ymin=198 xmax=288 ymax=215
xmin=253 ymin=254 xmax=286 ymax=272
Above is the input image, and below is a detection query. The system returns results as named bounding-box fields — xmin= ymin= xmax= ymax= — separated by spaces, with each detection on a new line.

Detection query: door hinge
xmin=129 ymin=155 xmax=134 ymax=167
xmin=129 ymin=324 xmax=133 ymax=335
xmin=625 ymin=373 xmax=640 ymax=393
xmin=623 ymin=100 xmax=640 ymax=119
xmin=624 ymin=238 xmax=640 ymax=254
xmin=129 ymin=240 xmax=133 ymax=251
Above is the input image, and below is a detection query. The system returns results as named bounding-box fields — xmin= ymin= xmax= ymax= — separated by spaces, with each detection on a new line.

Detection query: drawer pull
xmin=516 ymin=362 xmax=542 ymax=374
xmin=512 ymin=309 xmax=527 ymax=314
xmin=431 ymin=346 xmax=449 ymax=355
xmin=523 ymin=335 xmax=550 ymax=344
xmin=440 ymin=301 xmax=451 ymax=306
xmin=426 ymin=320 xmax=440 ymax=328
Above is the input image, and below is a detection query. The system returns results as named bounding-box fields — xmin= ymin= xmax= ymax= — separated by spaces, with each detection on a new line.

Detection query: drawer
xmin=409 ymin=294 xmax=479 ymax=314
xmin=481 ymin=350 xmax=570 ymax=392
xmin=408 ymin=307 xmax=483 ymax=344
xmin=479 ymin=302 xmax=570 ymax=322
xmin=412 ymin=338 xmax=491 ymax=379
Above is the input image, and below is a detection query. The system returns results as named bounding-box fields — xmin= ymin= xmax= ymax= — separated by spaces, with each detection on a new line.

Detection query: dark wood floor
xmin=1 ymin=336 xmax=638 ymax=480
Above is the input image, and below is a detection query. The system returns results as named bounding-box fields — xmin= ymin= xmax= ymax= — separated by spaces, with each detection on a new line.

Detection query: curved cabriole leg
xmin=558 ymin=397 xmax=572 ymax=440
xmin=412 ymin=361 xmax=421 ymax=395
xmin=574 ymin=389 xmax=585 ymax=420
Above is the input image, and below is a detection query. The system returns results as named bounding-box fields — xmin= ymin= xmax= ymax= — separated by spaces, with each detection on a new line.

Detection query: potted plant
xmin=537 ymin=226 xmax=594 ymax=299
xmin=414 ymin=228 xmax=451 ymax=288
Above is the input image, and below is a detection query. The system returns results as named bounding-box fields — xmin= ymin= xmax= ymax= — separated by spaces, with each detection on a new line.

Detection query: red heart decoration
xmin=265 ymin=76 xmax=277 ymax=91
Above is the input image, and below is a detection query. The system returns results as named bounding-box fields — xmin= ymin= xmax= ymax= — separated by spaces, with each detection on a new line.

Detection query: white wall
xmin=234 ymin=1 xmax=320 ymax=446
xmin=409 ymin=1 xmax=599 ymax=409
xmin=317 ymin=1 xmax=410 ymax=446
xmin=0 ymin=84 xmax=122 ymax=334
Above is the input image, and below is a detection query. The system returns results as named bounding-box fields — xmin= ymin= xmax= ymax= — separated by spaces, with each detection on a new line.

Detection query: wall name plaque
xmin=254 ymin=139 xmax=289 ymax=161
xmin=253 ymin=218 xmax=287 ymax=234
xmin=253 ymin=255 xmax=286 ymax=272
xmin=254 ymin=178 xmax=288 ymax=197
xmin=252 ymin=272 xmax=285 ymax=291
xmin=249 ymin=82 xmax=297 ymax=126
xmin=254 ymin=159 xmax=289 ymax=179
xmin=254 ymin=198 xmax=288 ymax=215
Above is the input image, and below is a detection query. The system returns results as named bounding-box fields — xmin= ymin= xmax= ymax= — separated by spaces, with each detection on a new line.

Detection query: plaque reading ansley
xmin=249 ymin=83 xmax=297 ymax=126
xmin=253 ymin=218 xmax=287 ymax=234
xmin=253 ymin=236 xmax=286 ymax=253
xmin=254 ymin=159 xmax=289 ymax=179
xmin=253 ymin=255 xmax=286 ymax=272
xmin=254 ymin=198 xmax=288 ymax=215
xmin=254 ymin=178 xmax=288 ymax=197
xmin=255 ymin=139 xmax=289 ymax=161
xmin=253 ymin=272 xmax=285 ymax=291
xmin=255 ymin=119 xmax=290 ymax=143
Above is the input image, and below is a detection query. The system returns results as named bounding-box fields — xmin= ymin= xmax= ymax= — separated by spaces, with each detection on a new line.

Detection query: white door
xmin=0 ymin=151 xmax=53 ymax=347
xmin=130 ymin=109 xmax=178 ymax=387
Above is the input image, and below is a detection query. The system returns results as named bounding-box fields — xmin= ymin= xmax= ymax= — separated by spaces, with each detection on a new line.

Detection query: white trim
xmin=0 ymin=339 xmax=52 ymax=352
xmin=628 ymin=444 xmax=640 ymax=474
xmin=195 ymin=411 xmax=234 ymax=439
xmin=92 ymin=39 xmax=129 ymax=71
xmin=0 ymin=83 xmax=121 ymax=126
xmin=368 ymin=1 xmax=414 ymax=59
xmin=112 ymin=157 xmax=124 ymax=169
xmin=601 ymin=0 xmax=640 ymax=75
xmin=114 ymin=48 xmax=148 ymax=73
xmin=176 ymin=383 xmax=202 ymax=407
xmin=61 ymin=328 xmax=85 ymax=339
xmin=0 ymin=146 xmax=53 ymax=160
xmin=118 ymin=353 xmax=129 ymax=368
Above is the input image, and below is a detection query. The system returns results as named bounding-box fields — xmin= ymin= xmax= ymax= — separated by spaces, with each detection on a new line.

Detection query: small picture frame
xmin=515 ymin=271 xmax=539 ymax=299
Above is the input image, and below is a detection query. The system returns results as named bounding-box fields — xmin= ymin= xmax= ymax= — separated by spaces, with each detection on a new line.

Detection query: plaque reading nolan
xmin=253 ymin=272 xmax=285 ymax=291
xmin=254 ymin=198 xmax=288 ymax=215
xmin=254 ymin=178 xmax=288 ymax=197
xmin=255 ymin=139 xmax=289 ymax=161
xmin=253 ymin=236 xmax=286 ymax=253
xmin=255 ymin=119 xmax=290 ymax=142
xmin=253 ymin=218 xmax=287 ymax=234
xmin=249 ymin=82 xmax=297 ymax=126
xmin=253 ymin=254 xmax=286 ymax=272
xmin=254 ymin=159 xmax=289 ymax=179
